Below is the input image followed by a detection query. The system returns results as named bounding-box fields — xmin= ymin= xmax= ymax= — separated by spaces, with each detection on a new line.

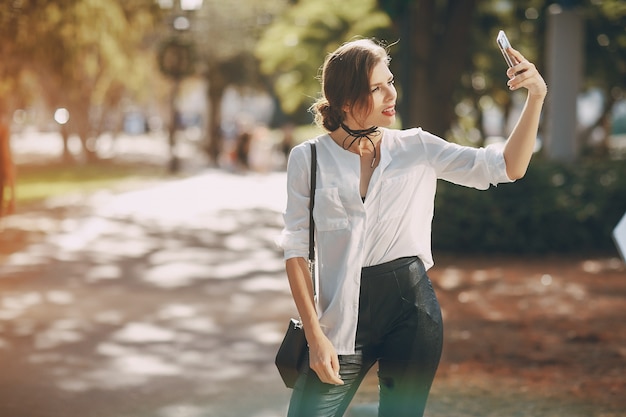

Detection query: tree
xmin=379 ymin=0 xmax=480 ymax=137
xmin=451 ymin=0 xmax=626 ymax=158
xmin=255 ymin=0 xmax=393 ymax=123
xmin=0 ymin=4 xmax=23 ymax=212
xmin=577 ymin=0 xmax=626 ymax=156
xmin=0 ymin=0 xmax=162 ymax=162
xmin=0 ymin=120 xmax=15 ymax=217
xmin=183 ymin=0 xmax=290 ymax=163
xmin=258 ymin=0 xmax=624 ymax=160
xmin=257 ymin=0 xmax=485 ymax=137
xmin=447 ymin=0 xmax=546 ymax=146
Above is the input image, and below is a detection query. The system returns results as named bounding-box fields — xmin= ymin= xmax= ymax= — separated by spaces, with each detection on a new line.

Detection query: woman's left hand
xmin=506 ymin=48 xmax=547 ymax=99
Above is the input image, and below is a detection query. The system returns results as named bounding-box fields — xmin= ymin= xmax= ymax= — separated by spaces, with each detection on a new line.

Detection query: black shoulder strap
xmin=309 ymin=143 xmax=317 ymax=264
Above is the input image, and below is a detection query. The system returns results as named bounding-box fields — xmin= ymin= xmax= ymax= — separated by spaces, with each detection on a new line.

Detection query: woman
xmin=278 ymin=38 xmax=547 ymax=417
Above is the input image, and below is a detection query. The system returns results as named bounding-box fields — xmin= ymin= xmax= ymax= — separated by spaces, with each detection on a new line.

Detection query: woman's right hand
xmin=307 ymin=331 xmax=344 ymax=385
xmin=285 ymin=257 xmax=343 ymax=385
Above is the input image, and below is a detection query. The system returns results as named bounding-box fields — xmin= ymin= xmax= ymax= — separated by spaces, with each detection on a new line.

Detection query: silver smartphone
xmin=496 ymin=30 xmax=516 ymax=68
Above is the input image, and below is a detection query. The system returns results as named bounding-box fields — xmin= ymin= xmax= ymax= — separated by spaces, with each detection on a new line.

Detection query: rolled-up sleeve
xmin=277 ymin=144 xmax=311 ymax=260
xmin=418 ymin=129 xmax=513 ymax=189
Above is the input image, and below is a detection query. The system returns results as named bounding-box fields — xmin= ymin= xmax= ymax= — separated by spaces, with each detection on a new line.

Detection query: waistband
xmin=361 ymin=256 xmax=424 ymax=278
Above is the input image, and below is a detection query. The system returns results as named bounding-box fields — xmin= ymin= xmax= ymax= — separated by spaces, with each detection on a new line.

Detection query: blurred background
xmin=0 ymin=0 xmax=624 ymax=252
xmin=0 ymin=1 xmax=625 ymax=417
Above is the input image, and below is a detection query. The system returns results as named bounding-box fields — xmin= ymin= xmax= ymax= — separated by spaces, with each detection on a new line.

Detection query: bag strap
xmin=309 ymin=143 xmax=317 ymax=299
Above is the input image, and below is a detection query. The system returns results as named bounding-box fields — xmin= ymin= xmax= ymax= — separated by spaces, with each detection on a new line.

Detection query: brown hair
xmin=310 ymin=39 xmax=390 ymax=132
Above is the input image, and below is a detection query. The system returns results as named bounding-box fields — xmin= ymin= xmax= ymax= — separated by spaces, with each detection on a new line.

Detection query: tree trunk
xmin=403 ymin=0 xmax=477 ymax=137
xmin=205 ymin=65 xmax=227 ymax=164
xmin=0 ymin=119 xmax=16 ymax=216
xmin=60 ymin=125 xmax=73 ymax=163
xmin=207 ymin=88 xmax=224 ymax=164
xmin=579 ymin=91 xmax=615 ymax=157
xmin=168 ymin=80 xmax=181 ymax=173
xmin=73 ymin=103 xmax=98 ymax=163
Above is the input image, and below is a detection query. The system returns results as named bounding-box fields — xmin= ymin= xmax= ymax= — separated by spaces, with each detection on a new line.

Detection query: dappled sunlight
xmin=35 ymin=319 xmax=85 ymax=349
xmin=171 ymin=316 xmax=220 ymax=334
xmin=424 ymin=256 xmax=626 ymax=417
xmin=1 ymin=213 xmax=61 ymax=234
xmin=112 ymin=354 xmax=181 ymax=376
xmin=438 ymin=267 xmax=463 ymax=290
xmin=149 ymin=247 xmax=216 ymax=265
xmin=0 ymin=170 xmax=293 ymax=415
xmin=2 ymin=243 xmax=57 ymax=270
xmin=54 ymin=217 xmax=116 ymax=251
xmin=86 ymin=264 xmax=123 ymax=282
xmin=46 ymin=290 xmax=75 ymax=305
xmin=113 ymin=322 xmax=179 ymax=343
xmin=94 ymin=310 xmax=125 ymax=325
xmin=144 ymin=262 xmax=212 ymax=288
xmin=241 ymin=275 xmax=291 ymax=293
xmin=210 ymin=256 xmax=281 ymax=280
xmin=581 ymin=258 xmax=623 ymax=274
xmin=87 ymin=235 xmax=159 ymax=258
xmin=435 ymin=262 xmax=595 ymax=323
xmin=20 ymin=172 xmax=611 ymax=415
xmin=2 ymin=291 xmax=42 ymax=313
xmin=97 ymin=170 xmax=286 ymax=224
xmin=155 ymin=404 xmax=207 ymax=417
xmin=248 ymin=322 xmax=286 ymax=345
xmin=157 ymin=303 xmax=196 ymax=319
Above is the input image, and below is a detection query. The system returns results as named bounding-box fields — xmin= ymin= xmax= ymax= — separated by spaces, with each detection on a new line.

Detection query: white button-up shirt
xmin=279 ymin=127 xmax=513 ymax=354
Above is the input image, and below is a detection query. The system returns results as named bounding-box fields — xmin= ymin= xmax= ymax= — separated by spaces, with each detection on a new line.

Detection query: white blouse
xmin=278 ymin=127 xmax=513 ymax=354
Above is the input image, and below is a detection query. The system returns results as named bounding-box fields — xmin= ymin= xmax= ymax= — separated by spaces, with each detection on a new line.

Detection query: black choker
xmin=340 ymin=122 xmax=380 ymax=168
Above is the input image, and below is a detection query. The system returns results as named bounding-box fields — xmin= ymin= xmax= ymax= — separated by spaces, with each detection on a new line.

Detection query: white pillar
xmin=545 ymin=7 xmax=584 ymax=162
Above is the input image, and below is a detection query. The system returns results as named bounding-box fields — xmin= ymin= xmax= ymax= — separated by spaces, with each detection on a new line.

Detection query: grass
xmin=13 ymin=160 xmax=167 ymax=205
xmin=7 ymin=123 xmax=324 ymax=209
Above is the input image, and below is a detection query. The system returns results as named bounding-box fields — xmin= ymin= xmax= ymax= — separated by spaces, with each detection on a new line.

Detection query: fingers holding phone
xmin=505 ymin=49 xmax=547 ymax=98
xmin=497 ymin=31 xmax=547 ymax=99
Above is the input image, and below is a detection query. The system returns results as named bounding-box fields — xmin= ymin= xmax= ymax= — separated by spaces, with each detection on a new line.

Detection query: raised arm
xmin=502 ymin=47 xmax=548 ymax=180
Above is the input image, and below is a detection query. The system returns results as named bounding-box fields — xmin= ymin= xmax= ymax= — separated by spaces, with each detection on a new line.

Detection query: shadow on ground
xmin=1 ymin=195 xmax=293 ymax=416
xmin=1 ymin=170 xmax=625 ymax=417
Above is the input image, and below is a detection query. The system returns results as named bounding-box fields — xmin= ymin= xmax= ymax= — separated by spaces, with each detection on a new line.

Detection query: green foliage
xmin=432 ymin=158 xmax=626 ymax=255
xmin=455 ymin=0 xmax=626 ymax=150
xmin=257 ymin=0 xmax=625 ymax=153
xmin=255 ymin=0 xmax=392 ymax=116
xmin=0 ymin=0 xmax=162 ymax=126
xmin=583 ymin=0 xmax=626 ymax=92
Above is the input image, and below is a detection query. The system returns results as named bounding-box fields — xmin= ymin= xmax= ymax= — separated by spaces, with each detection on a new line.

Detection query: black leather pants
xmin=287 ymin=257 xmax=444 ymax=417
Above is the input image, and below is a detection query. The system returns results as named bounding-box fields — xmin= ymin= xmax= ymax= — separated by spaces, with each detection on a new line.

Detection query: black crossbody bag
xmin=275 ymin=142 xmax=317 ymax=389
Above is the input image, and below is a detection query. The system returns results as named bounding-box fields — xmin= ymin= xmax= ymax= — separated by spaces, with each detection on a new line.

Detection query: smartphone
xmin=496 ymin=30 xmax=516 ymax=68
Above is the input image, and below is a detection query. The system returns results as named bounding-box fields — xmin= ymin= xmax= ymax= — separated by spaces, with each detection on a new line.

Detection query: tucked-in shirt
xmin=278 ymin=127 xmax=513 ymax=354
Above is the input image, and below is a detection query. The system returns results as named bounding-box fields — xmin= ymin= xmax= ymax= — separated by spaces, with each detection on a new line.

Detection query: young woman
xmin=278 ymin=38 xmax=547 ymax=417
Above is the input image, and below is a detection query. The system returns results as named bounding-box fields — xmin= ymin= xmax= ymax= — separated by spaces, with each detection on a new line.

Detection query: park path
xmin=0 ymin=168 xmax=299 ymax=417
xmin=2 ymin=132 xmax=624 ymax=416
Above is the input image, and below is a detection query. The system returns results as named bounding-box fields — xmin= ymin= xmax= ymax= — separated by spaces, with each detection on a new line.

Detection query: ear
xmin=342 ymin=102 xmax=351 ymax=113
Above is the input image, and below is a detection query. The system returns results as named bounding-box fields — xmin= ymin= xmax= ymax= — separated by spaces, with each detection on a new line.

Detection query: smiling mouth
xmin=383 ymin=106 xmax=396 ymax=115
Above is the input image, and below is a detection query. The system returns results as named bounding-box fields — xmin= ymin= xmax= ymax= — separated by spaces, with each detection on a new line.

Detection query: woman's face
xmin=345 ymin=59 xmax=397 ymax=129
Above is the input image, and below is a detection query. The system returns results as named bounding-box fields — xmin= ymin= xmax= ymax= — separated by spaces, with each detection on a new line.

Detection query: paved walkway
xmin=5 ymin=132 xmax=620 ymax=417
xmin=0 ymin=130 xmax=387 ymax=417
xmin=1 ymin=166 xmax=305 ymax=416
